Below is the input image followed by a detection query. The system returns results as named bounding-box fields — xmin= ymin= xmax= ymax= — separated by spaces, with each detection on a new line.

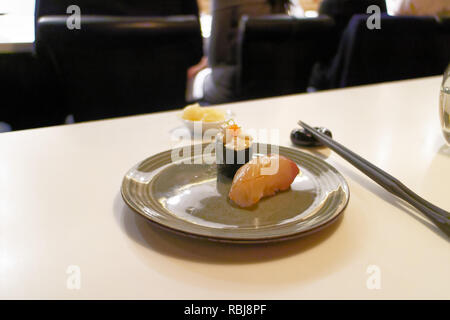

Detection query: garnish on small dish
xmin=181 ymin=103 xmax=226 ymax=122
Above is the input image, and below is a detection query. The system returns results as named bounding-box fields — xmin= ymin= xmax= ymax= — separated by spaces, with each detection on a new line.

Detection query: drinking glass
xmin=440 ymin=64 xmax=450 ymax=145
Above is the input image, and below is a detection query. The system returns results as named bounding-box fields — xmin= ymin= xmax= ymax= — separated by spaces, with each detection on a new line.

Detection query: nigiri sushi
xmin=228 ymin=154 xmax=300 ymax=208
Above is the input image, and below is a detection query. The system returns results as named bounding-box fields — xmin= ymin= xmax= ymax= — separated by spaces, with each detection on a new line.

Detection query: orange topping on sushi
xmin=227 ymin=124 xmax=241 ymax=136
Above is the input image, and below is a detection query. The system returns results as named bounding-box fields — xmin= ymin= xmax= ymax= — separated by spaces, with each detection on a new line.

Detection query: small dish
xmin=180 ymin=109 xmax=234 ymax=134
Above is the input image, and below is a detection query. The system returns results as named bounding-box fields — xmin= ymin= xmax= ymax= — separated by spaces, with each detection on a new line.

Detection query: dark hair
xmin=267 ymin=0 xmax=291 ymax=13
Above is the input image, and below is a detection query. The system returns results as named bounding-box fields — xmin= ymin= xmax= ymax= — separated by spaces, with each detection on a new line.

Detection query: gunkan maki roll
xmin=216 ymin=122 xmax=253 ymax=178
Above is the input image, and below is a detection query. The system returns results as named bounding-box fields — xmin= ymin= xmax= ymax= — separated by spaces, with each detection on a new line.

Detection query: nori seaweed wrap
xmin=216 ymin=123 xmax=253 ymax=178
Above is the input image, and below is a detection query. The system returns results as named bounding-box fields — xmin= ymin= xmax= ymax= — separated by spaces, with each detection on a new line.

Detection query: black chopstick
xmin=298 ymin=121 xmax=450 ymax=236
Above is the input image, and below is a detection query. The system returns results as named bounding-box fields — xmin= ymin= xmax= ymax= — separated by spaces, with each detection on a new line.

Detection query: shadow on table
xmin=113 ymin=193 xmax=344 ymax=265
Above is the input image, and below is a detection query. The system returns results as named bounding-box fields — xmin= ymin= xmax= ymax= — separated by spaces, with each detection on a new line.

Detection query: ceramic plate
xmin=121 ymin=143 xmax=349 ymax=243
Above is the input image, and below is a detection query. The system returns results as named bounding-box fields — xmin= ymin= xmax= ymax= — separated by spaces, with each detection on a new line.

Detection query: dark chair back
xmin=35 ymin=16 xmax=203 ymax=121
xmin=35 ymin=0 xmax=199 ymax=18
xmin=236 ymin=15 xmax=335 ymax=100
xmin=327 ymin=14 xmax=449 ymax=88
xmin=34 ymin=0 xmax=202 ymax=122
xmin=35 ymin=0 xmax=199 ymax=40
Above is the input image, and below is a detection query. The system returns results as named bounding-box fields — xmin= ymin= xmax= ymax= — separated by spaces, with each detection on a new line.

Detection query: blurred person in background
xmin=307 ymin=0 xmax=388 ymax=91
xmin=394 ymin=0 xmax=450 ymax=17
xmin=188 ymin=0 xmax=291 ymax=104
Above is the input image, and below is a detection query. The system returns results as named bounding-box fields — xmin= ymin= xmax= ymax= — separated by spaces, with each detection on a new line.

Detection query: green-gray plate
xmin=121 ymin=143 xmax=349 ymax=243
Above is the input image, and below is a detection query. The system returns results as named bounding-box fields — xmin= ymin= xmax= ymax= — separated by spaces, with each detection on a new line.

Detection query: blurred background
xmin=0 ymin=0 xmax=448 ymax=131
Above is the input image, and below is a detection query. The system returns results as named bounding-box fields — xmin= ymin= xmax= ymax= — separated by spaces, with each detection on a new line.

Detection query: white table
xmin=0 ymin=76 xmax=449 ymax=299
xmin=0 ymin=1 xmax=35 ymax=52
xmin=0 ymin=14 xmax=34 ymax=53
